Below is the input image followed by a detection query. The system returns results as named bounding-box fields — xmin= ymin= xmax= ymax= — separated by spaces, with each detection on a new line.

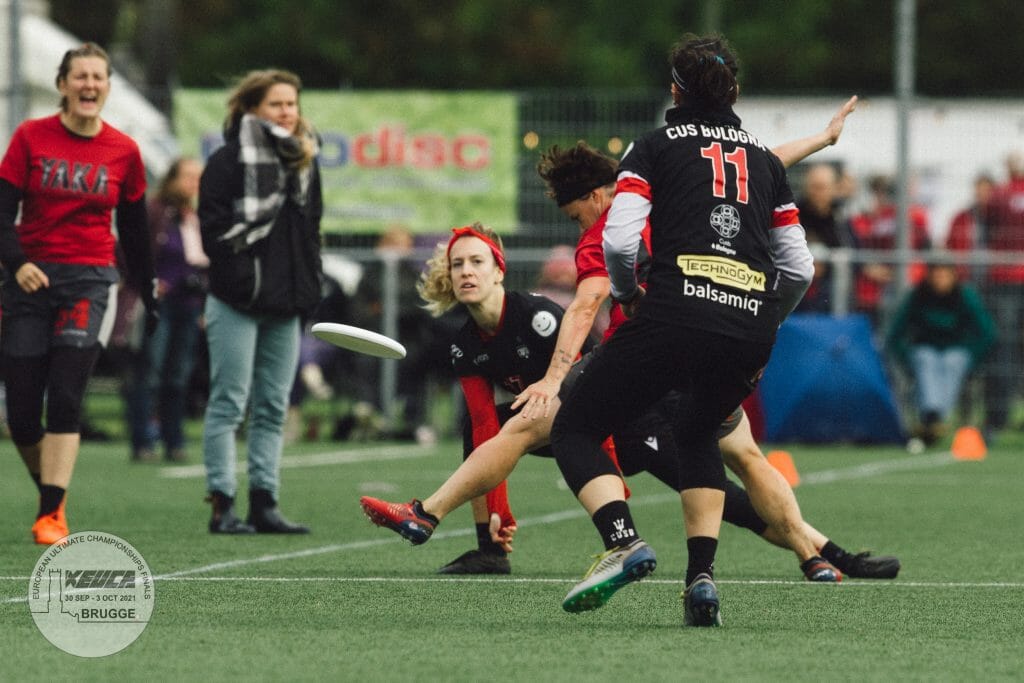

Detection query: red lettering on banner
xmin=348 ymin=126 xmax=491 ymax=170
xmin=453 ymin=135 xmax=489 ymax=170
xmin=411 ymin=135 xmax=446 ymax=168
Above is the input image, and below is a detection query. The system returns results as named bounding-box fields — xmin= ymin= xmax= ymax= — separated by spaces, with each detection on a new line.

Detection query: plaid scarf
xmin=219 ymin=114 xmax=318 ymax=252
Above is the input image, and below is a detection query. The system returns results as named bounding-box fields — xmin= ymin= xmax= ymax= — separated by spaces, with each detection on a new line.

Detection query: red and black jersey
xmin=452 ymin=290 xmax=590 ymax=447
xmin=612 ymin=104 xmax=799 ymax=342
xmin=451 ymin=291 xmax=597 ymax=527
xmin=0 ymin=114 xmax=146 ymax=266
xmin=451 ymin=291 xmax=568 ymax=399
xmin=575 ymin=209 xmax=651 ymax=341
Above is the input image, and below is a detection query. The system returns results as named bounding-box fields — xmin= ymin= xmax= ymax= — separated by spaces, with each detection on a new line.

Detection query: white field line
xmin=799 ymin=452 xmax=954 ymax=484
xmin=2 ymin=451 xmax=960 ymax=604
xmin=158 ymin=443 xmax=431 ymax=479
xmin=3 ymin=574 xmax=1021 ymax=589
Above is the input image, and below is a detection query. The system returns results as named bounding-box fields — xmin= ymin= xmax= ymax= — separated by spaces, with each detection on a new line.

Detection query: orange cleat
xmin=32 ymin=500 xmax=69 ymax=546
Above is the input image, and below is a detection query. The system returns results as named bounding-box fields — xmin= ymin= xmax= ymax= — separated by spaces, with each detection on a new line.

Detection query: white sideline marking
xmin=3 ymin=574 xmax=1021 ymax=589
xmin=799 ymin=452 xmax=954 ymax=484
xmin=158 ymin=443 xmax=431 ymax=479
xmin=2 ymin=452 xmax=960 ymax=604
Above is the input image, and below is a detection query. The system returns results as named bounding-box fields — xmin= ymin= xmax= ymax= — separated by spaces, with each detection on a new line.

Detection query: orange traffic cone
xmin=766 ymin=450 xmax=800 ymax=487
xmin=951 ymin=426 xmax=987 ymax=460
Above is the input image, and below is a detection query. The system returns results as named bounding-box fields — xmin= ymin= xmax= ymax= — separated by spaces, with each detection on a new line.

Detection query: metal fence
xmin=333 ymin=246 xmax=1024 ymax=443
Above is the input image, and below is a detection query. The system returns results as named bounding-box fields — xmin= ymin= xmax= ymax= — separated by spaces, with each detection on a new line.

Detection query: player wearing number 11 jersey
xmin=551 ymin=33 xmax=814 ymax=624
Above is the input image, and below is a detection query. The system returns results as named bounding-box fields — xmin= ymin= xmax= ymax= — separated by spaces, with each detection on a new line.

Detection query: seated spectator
xmin=886 ymin=260 xmax=996 ymax=445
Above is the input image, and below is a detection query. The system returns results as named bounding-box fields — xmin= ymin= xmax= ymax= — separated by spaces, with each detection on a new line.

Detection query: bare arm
xmin=771 ymin=95 xmax=858 ymax=169
xmin=511 ymin=275 xmax=610 ymax=418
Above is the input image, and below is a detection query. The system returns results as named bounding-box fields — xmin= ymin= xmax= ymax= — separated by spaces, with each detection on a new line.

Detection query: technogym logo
xmin=676 ymin=254 xmax=766 ymax=292
xmin=28 ymin=532 xmax=155 ymax=657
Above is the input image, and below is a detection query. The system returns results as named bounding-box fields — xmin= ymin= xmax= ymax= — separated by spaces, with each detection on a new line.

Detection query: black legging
xmin=4 ymin=344 xmax=101 ymax=445
xmin=553 ymin=318 xmax=772 ymax=496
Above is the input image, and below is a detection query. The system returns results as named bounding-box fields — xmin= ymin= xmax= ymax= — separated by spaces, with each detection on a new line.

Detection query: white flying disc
xmin=311 ymin=322 xmax=407 ymax=359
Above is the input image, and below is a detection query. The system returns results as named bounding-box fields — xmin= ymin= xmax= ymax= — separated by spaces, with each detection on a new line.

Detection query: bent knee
xmin=721 ymin=444 xmax=765 ymax=477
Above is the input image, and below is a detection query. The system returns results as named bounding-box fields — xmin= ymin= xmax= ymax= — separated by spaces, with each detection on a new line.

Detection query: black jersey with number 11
xmin=614 ymin=104 xmax=801 ymax=343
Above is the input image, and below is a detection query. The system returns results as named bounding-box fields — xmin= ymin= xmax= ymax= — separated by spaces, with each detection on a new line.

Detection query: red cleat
xmin=359 ymin=497 xmax=435 ymax=545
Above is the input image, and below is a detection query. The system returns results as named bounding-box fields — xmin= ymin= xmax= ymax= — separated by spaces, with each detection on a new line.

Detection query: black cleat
xmin=840 ymin=552 xmax=901 ymax=579
xmin=437 ymin=549 xmax=511 ymax=575
xmin=682 ymin=573 xmax=722 ymax=627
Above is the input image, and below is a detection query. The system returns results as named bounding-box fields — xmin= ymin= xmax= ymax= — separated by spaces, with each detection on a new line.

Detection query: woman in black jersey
xmin=550 ymin=33 xmax=815 ymax=625
xmin=361 ymin=223 xmax=585 ymax=556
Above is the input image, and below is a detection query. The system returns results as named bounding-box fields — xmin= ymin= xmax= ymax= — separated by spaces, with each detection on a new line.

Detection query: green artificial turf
xmin=2 ymin=429 xmax=1023 ymax=681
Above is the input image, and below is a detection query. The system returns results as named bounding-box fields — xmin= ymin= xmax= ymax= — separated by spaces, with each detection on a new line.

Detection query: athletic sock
xmin=686 ymin=536 xmax=718 ymax=585
xmin=30 ymin=472 xmax=43 ymax=493
xmin=819 ymin=540 xmax=852 ymax=571
xmin=591 ymin=500 xmax=639 ymax=550
xmin=475 ymin=523 xmax=506 ymax=555
xmin=412 ymin=500 xmax=439 ymax=527
xmin=38 ymin=485 xmax=66 ymax=518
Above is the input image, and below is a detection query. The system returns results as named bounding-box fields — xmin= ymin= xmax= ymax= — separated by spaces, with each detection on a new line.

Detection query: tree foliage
xmin=49 ymin=0 xmax=1024 ymax=96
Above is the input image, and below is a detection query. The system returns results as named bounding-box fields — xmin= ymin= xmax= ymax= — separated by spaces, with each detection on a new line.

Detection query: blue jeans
xmin=129 ymin=297 xmax=203 ymax=452
xmin=910 ymin=346 xmax=972 ymax=421
xmin=202 ymin=295 xmax=300 ymax=498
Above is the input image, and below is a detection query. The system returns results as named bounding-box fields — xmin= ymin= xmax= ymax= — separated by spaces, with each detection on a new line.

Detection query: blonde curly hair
xmin=417 ymin=223 xmax=504 ymax=318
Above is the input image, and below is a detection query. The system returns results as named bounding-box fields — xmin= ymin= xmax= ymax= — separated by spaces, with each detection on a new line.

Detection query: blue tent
xmin=760 ymin=313 xmax=905 ymax=443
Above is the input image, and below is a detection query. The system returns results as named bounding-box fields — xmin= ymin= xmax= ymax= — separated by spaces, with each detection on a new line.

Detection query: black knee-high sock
xmin=38 ymin=485 xmax=66 ymax=517
xmin=30 ymin=471 xmax=43 ymax=493
xmin=592 ymin=501 xmax=640 ymax=550
xmin=819 ymin=540 xmax=852 ymax=570
xmin=686 ymin=536 xmax=718 ymax=585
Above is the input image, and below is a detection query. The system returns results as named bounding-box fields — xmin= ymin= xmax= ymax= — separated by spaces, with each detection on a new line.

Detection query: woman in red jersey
xmin=0 ymin=43 xmax=155 ymax=545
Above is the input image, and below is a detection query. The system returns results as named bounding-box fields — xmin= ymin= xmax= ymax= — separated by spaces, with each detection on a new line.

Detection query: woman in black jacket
xmin=198 ymin=69 xmax=322 ymax=534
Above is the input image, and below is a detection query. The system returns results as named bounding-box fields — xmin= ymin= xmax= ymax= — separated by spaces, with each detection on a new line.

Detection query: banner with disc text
xmin=174 ymin=90 xmax=518 ymax=234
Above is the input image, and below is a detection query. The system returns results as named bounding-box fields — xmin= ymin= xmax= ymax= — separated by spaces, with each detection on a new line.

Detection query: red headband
xmin=446 ymin=226 xmax=506 ymax=273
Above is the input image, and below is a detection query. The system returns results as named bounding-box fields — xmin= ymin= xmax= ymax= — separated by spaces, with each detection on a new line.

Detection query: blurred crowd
xmin=257 ymin=150 xmax=1023 ymax=451
xmin=5 ymin=151 xmax=1023 ymax=457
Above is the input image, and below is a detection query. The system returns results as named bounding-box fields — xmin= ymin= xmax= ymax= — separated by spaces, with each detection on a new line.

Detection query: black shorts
xmin=553 ymin=318 xmax=773 ymax=491
xmin=561 ymin=350 xmax=748 ymax=484
xmin=1 ymin=264 xmax=119 ymax=356
xmin=716 ymin=405 xmax=745 ymax=440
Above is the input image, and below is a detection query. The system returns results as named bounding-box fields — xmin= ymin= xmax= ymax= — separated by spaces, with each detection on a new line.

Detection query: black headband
xmin=553 ymin=170 xmax=617 ymax=207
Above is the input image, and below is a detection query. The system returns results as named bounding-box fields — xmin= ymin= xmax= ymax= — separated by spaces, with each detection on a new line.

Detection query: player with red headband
xmin=361 ymin=223 xmax=616 ymax=558
xmin=360 ymin=97 xmax=897 ymax=588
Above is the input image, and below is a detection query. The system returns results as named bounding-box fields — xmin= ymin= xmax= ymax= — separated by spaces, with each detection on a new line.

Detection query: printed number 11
xmin=700 ymin=142 xmax=748 ymax=204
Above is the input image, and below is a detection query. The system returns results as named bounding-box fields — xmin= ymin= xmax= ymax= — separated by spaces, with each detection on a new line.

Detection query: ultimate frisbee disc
xmin=311 ymin=322 xmax=407 ymax=359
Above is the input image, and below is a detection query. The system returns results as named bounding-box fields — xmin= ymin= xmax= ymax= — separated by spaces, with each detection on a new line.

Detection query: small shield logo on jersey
xmin=710 ymin=204 xmax=741 ymax=239
xmin=531 ymin=311 xmax=557 ymax=337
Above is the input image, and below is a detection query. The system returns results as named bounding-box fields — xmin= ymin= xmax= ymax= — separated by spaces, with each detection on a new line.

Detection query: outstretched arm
xmin=771 ymin=95 xmax=858 ymax=169
xmin=512 ymin=275 xmax=610 ymax=419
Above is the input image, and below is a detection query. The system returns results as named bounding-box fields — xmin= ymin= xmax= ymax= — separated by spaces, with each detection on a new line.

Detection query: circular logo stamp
xmin=531 ymin=310 xmax=557 ymax=337
xmin=709 ymin=203 xmax=742 ymax=239
xmin=28 ymin=532 xmax=155 ymax=657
